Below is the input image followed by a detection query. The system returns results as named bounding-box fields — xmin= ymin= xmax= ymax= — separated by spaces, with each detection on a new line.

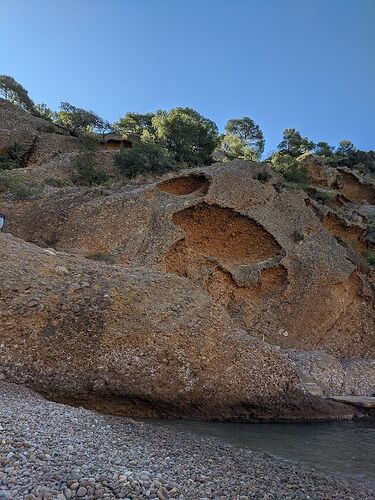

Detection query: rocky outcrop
xmin=287 ymin=350 xmax=375 ymax=397
xmin=0 ymin=233 xmax=359 ymax=421
xmin=2 ymin=162 xmax=374 ymax=359
xmin=0 ymin=103 xmax=374 ymax=421
xmin=0 ymin=99 xmax=80 ymax=166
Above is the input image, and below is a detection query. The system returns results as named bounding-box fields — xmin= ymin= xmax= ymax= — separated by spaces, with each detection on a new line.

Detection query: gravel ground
xmin=0 ymin=382 xmax=373 ymax=500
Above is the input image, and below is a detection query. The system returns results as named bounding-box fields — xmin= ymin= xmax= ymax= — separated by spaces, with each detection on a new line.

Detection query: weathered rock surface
xmin=0 ymin=104 xmax=374 ymax=421
xmin=2 ymin=162 xmax=374 ymax=359
xmin=0 ymin=99 xmax=80 ymax=165
xmin=0 ymin=233 xmax=365 ymax=421
xmin=287 ymin=350 xmax=375 ymax=397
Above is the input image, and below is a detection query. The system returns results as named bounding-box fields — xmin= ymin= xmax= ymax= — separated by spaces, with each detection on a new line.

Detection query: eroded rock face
xmin=287 ymin=350 xmax=375 ymax=397
xmin=0 ymin=234 xmax=356 ymax=421
xmin=2 ymin=161 xmax=374 ymax=358
xmin=0 ymin=99 xmax=80 ymax=166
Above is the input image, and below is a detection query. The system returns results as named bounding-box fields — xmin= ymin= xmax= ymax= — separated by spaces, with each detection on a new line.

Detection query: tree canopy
xmin=116 ymin=112 xmax=155 ymax=138
xmin=224 ymin=117 xmax=265 ymax=159
xmin=278 ymin=128 xmax=314 ymax=157
xmin=313 ymin=141 xmax=334 ymax=157
xmin=152 ymin=107 xmax=219 ymax=165
xmin=56 ymin=102 xmax=100 ymax=136
xmin=0 ymin=75 xmax=35 ymax=112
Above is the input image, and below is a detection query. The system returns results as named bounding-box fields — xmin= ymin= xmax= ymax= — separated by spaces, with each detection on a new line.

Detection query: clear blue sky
xmin=1 ymin=0 xmax=374 ymax=155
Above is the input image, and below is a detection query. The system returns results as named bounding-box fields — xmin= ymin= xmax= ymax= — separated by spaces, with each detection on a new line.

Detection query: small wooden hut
xmin=99 ymin=133 xmax=133 ymax=150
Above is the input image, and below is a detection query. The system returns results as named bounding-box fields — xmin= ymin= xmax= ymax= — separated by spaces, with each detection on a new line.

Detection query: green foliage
xmin=336 ymin=140 xmax=356 ymax=157
xmin=0 ymin=75 xmax=35 ymax=112
xmin=73 ymin=139 xmax=111 ymax=186
xmin=306 ymin=187 xmax=336 ymax=204
xmin=86 ymin=252 xmax=115 ymax=264
xmin=116 ymin=112 xmax=155 ymax=138
xmin=271 ymin=152 xmax=309 ymax=188
xmin=114 ymin=139 xmax=175 ymax=178
xmin=292 ymin=230 xmax=305 ymax=242
xmin=0 ymin=143 xmax=25 ymax=170
xmin=283 ymin=166 xmax=309 ymax=186
xmin=33 ymin=103 xmax=55 ymax=121
xmin=95 ymin=117 xmax=113 ymax=139
xmin=271 ymin=151 xmax=299 ymax=171
xmin=362 ymin=250 xmax=375 ymax=267
xmin=224 ymin=117 xmax=265 ymax=159
xmin=56 ymin=102 xmax=100 ymax=136
xmin=314 ymin=141 xmax=334 ymax=157
xmin=152 ymin=107 xmax=219 ymax=165
xmin=256 ymin=170 xmax=272 ymax=182
xmin=0 ymin=171 xmax=42 ymax=199
xmin=329 ymin=141 xmax=375 ymax=176
xmin=45 ymin=177 xmax=73 ymax=188
xmin=278 ymin=128 xmax=314 ymax=157
xmin=218 ymin=134 xmax=258 ymax=161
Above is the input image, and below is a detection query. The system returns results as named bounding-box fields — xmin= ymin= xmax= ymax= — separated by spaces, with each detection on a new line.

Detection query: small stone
xmin=157 ymin=490 xmax=165 ymax=500
xmin=55 ymin=266 xmax=69 ymax=275
xmin=76 ymin=486 xmax=87 ymax=497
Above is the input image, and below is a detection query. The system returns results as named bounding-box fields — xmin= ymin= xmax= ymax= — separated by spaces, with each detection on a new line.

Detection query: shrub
xmin=0 ymin=171 xmax=42 ymax=199
xmin=72 ymin=139 xmax=111 ymax=186
xmin=86 ymin=253 xmax=114 ymax=264
xmin=114 ymin=139 xmax=175 ymax=179
xmin=45 ymin=177 xmax=73 ymax=188
xmin=256 ymin=170 xmax=272 ymax=182
xmin=307 ymin=187 xmax=336 ymax=204
xmin=362 ymin=250 xmax=375 ymax=267
xmin=283 ymin=166 xmax=309 ymax=186
xmin=0 ymin=143 xmax=25 ymax=170
xmin=73 ymin=150 xmax=111 ymax=186
xmin=292 ymin=230 xmax=305 ymax=242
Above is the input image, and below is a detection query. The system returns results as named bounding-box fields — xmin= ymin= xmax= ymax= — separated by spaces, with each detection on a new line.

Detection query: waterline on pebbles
xmin=0 ymin=381 xmax=373 ymax=499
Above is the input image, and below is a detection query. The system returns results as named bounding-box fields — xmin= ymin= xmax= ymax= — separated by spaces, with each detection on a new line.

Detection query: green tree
xmin=116 ymin=112 xmax=155 ymax=138
xmin=278 ymin=128 xmax=314 ymax=157
xmin=56 ymin=102 xmax=100 ymax=136
xmin=314 ymin=141 xmax=334 ymax=157
xmin=95 ymin=117 xmax=114 ymax=140
xmin=218 ymin=134 xmax=259 ymax=161
xmin=152 ymin=107 xmax=219 ymax=165
xmin=114 ymin=138 xmax=174 ymax=178
xmin=0 ymin=75 xmax=35 ymax=112
xmin=336 ymin=140 xmax=356 ymax=156
xmin=224 ymin=117 xmax=265 ymax=158
xmin=34 ymin=103 xmax=55 ymax=121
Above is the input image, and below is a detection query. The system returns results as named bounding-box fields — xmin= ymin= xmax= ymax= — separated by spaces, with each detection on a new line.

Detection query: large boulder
xmin=2 ymin=162 xmax=374 ymax=358
xmin=0 ymin=233 xmax=358 ymax=421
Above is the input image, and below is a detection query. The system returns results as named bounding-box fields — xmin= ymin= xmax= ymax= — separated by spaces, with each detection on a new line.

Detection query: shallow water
xmin=149 ymin=419 xmax=375 ymax=483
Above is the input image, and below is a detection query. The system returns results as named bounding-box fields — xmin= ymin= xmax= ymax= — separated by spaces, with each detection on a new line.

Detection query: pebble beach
xmin=0 ymin=381 xmax=373 ymax=500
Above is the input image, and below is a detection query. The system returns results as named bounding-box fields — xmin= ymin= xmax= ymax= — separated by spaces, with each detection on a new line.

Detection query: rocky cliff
xmin=0 ymin=101 xmax=374 ymax=421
